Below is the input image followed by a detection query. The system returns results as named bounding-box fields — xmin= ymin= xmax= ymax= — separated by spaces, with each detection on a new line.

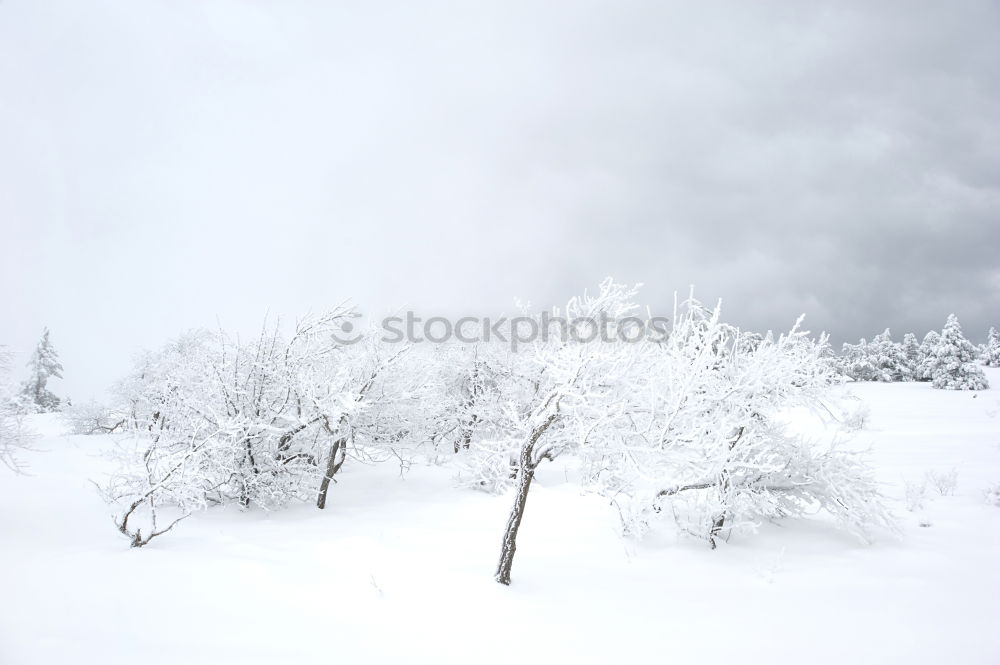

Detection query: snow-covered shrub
xmin=903 ymin=479 xmax=928 ymax=512
xmin=63 ymin=400 xmax=125 ymax=435
xmin=925 ymin=468 xmax=958 ymax=496
xmin=0 ymin=346 xmax=33 ymax=472
xmin=928 ymin=315 xmax=989 ymax=390
xmin=984 ymin=483 xmax=1000 ymax=507
xmin=840 ymin=399 xmax=871 ymax=432
xmin=100 ymin=428 xmax=214 ymax=547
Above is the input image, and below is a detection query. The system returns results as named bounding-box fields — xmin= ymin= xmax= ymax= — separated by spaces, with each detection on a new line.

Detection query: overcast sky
xmin=2 ymin=0 xmax=999 ymax=399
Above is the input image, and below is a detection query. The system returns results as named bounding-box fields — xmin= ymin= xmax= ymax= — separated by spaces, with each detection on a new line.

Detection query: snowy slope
xmin=2 ymin=372 xmax=1000 ymax=664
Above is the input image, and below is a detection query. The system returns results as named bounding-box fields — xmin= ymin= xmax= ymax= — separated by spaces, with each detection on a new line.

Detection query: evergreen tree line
xmin=837 ymin=315 xmax=997 ymax=390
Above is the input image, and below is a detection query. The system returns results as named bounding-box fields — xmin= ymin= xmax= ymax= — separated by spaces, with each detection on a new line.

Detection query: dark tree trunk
xmin=455 ymin=412 xmax=479 ymax=453
xmin=493 ymin=410 xmax=558 ymax=585
xmin=316 ymin=437 xmax=346 ymax=509
xmin=494 ymin=463 xmax=536 ymax=585
xmin=709 ymin=512 xmax=726 ymax=549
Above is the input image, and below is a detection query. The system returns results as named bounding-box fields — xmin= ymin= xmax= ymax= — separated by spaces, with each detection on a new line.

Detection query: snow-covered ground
xmin=3 ymin=372 xmax=1000 ymax=664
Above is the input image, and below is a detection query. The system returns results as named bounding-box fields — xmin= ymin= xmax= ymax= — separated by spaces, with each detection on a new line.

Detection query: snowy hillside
xmin=2 ymin=372 xmax=999 ymax=664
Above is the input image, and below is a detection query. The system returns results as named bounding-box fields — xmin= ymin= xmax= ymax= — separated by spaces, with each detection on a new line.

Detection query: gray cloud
xmin=2 ymin=0 xmax=998 ymax=398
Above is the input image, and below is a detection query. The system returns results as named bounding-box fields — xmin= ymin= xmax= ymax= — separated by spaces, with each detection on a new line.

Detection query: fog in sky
xmin=2 ymin=0 xmax=999 ymax=399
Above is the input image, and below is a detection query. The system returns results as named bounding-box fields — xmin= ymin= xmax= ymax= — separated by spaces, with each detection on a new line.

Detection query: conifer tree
xmin=916 ymin=330 xmax=940 ymax=382
xmin=900 ymin=333 xmax=921 ymax=381
xmin=869 ymin=329 xmax=907 ymax=382
xmin=839 ymin=338 xmax=876 ymax=381
xmin=984 ymin=327 xmax=1000 ymax=368
xmin=928 ymin=315 xmax=988 ymax=390
xmin=20 ymin=328 xmax=63 ymax=412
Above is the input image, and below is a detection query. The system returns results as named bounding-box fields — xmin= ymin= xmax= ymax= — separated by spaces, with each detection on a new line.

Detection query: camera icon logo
xmin=331 ymin=312 xmax=364 ymax=346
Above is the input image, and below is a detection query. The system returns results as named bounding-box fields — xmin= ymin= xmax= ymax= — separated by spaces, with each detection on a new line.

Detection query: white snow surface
xmin=3 ymin=371 xmax=1000 ymax=664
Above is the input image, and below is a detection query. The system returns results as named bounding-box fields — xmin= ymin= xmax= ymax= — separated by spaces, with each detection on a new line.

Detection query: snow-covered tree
xmin=900 ymin=333 xmax=921 ymax=381
xmin=916 ymin=330 xmax=941 ymax=382
xmin=839 ymin=338 xmax=876 ymax=381
xmin=492 ymin=279 xmax=647 ymax=585
xmin=983 ymin=327 xmax=1000 ymax=368
xmin=1 ymin=346 xmax=32 ymax=472
xmin=97 ymin=284 xmax=899 ymax=566
xmin=313 ymin=338 xmax=435 ymax=509
xmin=927 ymin=315 xmax=989 ymax=390
xmin=838 ymin=330 xmax=912 ymax=383
xmin=588 ymin=298 xmax=893 ymax=549
xmin=100 ymin=308 xmax=438 ymax=546
xmin=439 ymin=344 xmax=532 ymax=492
xmin=869 ymin=329 xmax=908 ymax=382
xmin=19 ymin=328 xmax=63 ymax=412
xmin=460 ymin=282 xmax=894 ymax=584
xmin=421 ymin=342 xmax=518 ymax=461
